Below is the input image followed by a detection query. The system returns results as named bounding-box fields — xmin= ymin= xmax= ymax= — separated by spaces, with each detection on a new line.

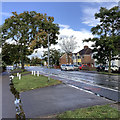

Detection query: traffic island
xmin=13 ymin=74 xmax=62 ymax=92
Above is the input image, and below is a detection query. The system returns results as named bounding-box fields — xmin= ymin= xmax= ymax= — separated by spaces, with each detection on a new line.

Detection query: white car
xmin=105 ymin=65 xmax=119 ymax=72
xmin=61 ymin=64 xmax=74 ymax=71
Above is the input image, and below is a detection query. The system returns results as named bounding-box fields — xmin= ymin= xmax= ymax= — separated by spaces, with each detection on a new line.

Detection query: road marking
xmin=68 ymin=84 xmax=94 ymax=94
xmin=53 ymin=74 xmax=119 ymax=92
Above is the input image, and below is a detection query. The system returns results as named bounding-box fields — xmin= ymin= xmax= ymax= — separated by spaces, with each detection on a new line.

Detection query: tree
xmin=2 ymin=43 xmax=20 ymax=65
xmin=59 ymin=36 xmax=77 ymax=64
xmin=43 ymin=48 xmax=63 ymax=67
xmin=31 ymin=57 xmax=42 ymax=66
xmin=1 ymin=11 xmax=59 ymax=69
xmin=84 ymin=6 xmax=120 ymax=73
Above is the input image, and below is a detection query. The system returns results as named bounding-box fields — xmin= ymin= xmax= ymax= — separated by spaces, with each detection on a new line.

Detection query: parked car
xmin=105 ymin=65 xmax=119 ymax=72
xmin=79 ymin=64 xmax=88 ymax=70
xmin=96 ymin=65 xmax=105 ymax=72
xmin=60 ymin=64 xmax=66 ymax=71
xmin=72 ymin=65 xmax=79 ymax=71
xmin=61 ymin=64 xmax=74 ymax=71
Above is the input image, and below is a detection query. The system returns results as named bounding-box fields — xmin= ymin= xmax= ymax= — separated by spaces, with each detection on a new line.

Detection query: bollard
xmin=37 ymin=71 xmax=39 ymax=77
xmin=17 ymin=73 xmax=19 ymax=77
xmin=19 ymin=74 xmax=21 ymax=80
xmin=34 ymin=71 xmax=36 ymax=76
xmin=32 ymin=71 xmax=34 ymax=75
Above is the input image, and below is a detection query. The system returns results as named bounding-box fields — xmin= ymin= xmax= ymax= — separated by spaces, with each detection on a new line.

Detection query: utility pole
xmin=47 ymin=33 xmax=51 ymax=81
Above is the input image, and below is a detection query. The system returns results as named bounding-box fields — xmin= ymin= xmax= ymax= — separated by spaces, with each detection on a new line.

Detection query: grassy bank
xmin=57 ymin=104 xmax=119 ymax=119
xmin=13 ymin=74 xmax=62 ymax=92
xmin=98 ymin=72 xmax=120 ymax=76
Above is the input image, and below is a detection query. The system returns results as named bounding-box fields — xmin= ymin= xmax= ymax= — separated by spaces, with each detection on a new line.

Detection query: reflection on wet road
xmin=25 ymin=66 xmax=119 ymax=91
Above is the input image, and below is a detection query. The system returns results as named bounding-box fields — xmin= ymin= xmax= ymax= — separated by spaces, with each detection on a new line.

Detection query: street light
xmin=47 ymin=33 xmax=51 ymax=81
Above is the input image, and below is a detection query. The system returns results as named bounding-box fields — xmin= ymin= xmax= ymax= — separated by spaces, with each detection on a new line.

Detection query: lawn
xmin=57 ymin=104 xmax=119 ymax=119
xmin=13 ymin=74 xmax=62 ymax=92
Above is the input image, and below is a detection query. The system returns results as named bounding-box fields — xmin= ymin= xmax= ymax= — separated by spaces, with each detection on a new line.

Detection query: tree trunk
xmin=21 ymin=56 xmax=24 ymax=70
xmin=108 ymin=52 xmax=111 ymax=73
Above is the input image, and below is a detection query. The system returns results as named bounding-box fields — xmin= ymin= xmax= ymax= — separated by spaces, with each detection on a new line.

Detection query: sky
xmin=1 ymin=1 xmax=119 ymax=58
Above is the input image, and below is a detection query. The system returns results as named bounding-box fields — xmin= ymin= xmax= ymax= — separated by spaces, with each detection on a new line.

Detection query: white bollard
xmin=37 ymin=71 xmax=39 ymax=77
xmin=17 ymin=73 xmax=19 ymax=77
xmin=32 ymin=71 xmax=34 ymax=75
xmin=34 ymin=71 xmax=36 ymax=76
xmin=19 ymin=74 xmax=21 ymax=80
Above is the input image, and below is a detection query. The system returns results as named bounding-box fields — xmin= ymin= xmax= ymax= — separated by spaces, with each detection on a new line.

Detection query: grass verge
xmin=98 ymin=72 xmax=120 ymax=76
xmin=13 ymin=74 xmax=62 ymax=92
xmin=57 ymin=104 xmax=119 ymax=119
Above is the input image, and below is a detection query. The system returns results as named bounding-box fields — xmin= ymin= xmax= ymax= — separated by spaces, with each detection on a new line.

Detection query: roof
xmin=79 ymin=47 xmax=92 ymax=55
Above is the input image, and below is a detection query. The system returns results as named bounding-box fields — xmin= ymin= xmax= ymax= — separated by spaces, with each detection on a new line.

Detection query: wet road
xmin=25 ymin=66 xmax=119 ymax=91
xmin=24 ymin=66 xmax=120 ymax=102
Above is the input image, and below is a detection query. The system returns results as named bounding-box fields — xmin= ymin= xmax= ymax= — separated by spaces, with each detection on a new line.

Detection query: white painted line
xmin=68 ymin=84 xmax=94 ymax=95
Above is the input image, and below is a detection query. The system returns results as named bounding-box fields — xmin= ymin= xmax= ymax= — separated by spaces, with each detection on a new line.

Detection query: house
xmin=72 ymin=46 xmax=94 ymax=67
xmin=59 ymin=53 xmax=73 ymax=66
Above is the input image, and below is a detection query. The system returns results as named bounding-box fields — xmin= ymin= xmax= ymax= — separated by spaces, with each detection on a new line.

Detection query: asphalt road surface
xmin=25 ymin=66 xmax=120 ymax=102
xmin=25 ymin=66 xmax=119 ymax=90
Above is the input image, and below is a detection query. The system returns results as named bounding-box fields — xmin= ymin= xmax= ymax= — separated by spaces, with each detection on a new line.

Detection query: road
xmin=25 ymin=66 xmax=120 ymax=102
xmin=25 ymin=66 xmax=119 ymax=90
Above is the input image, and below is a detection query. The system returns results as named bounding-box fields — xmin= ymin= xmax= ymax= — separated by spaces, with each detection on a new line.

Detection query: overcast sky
xmin=1 ymin=1 xmax=119 ymax=58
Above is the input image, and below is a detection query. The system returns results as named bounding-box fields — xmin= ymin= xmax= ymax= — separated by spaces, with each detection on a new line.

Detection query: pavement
xmin=2 ymin=72 xmax=115 ymax=118
xmin=2 ymin=72 xmax=16 ymax=118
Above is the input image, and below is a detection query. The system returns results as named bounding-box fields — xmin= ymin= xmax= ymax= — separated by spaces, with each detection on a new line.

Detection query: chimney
xmin=84 ymin=46 xmax=88 ymax=49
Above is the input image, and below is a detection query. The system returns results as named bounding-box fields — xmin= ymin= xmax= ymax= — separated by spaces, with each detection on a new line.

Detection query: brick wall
xmin=59 ymin=53 xmax=73 ymax=66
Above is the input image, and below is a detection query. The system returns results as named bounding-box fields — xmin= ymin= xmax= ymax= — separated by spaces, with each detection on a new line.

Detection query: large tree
xmin=59 ymin=36 xmax=77 ymax=64
xmin=1 ymin=11 xmax=59 ymax=69
xmin=84 ymin=6 xmax=120 ymax=73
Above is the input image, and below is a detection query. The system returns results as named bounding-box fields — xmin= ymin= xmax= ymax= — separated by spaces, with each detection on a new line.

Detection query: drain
xmin=9 ymin=74 xmax=26 ymax=120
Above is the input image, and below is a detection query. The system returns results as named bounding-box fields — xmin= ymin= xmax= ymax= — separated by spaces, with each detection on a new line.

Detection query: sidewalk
xmin=2 ymin=73 xmax=16 ymax=118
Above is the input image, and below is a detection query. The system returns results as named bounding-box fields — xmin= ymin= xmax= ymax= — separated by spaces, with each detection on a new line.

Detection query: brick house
xmin=72 ymin=46 xmax=94 ymax=67
xmin=59 ymin=53 xmax=73 ymax=66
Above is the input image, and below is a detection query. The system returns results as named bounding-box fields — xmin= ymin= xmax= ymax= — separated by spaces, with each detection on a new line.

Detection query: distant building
xmin=59 ymin=53 xmax=73 ymax=66
xmin=72 ymin=46 xmax=94 ymax=67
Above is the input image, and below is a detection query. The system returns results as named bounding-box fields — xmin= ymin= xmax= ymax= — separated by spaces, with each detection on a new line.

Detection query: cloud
xmin=59 ymin=24 xmax=70 ymax=29
xmin=56 ymin=24 xmax=94 ymax=53
xmin=82 ymin=2 xmax=118 ymax=26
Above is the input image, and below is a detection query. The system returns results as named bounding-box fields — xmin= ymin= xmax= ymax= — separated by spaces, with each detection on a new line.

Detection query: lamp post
xmin=47 ymin=33 xmax=51 ymax=81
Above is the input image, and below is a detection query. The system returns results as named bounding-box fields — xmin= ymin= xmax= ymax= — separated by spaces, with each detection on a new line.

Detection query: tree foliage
xmin=83 ymin=6 xmax=120 ymax=73
xmin=31 ymin=57 xmax=42 ymax=66
xmin=43 ymin=48 xmax=63 ymax=66
xmin=2 ymin=43 xmax=20 ymax=65
xmin=1 ymin=11 xmax=59 ymax=69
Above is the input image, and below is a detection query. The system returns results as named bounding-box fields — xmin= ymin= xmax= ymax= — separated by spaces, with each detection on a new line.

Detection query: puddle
xmin=9 ymin=74 xmax=26 ymax=120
